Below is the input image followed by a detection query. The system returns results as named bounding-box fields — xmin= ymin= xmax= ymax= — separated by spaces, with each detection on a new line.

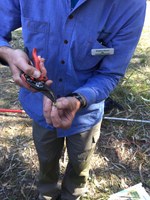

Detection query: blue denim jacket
xmin=0 ymin=0 xmax=146 ymax=137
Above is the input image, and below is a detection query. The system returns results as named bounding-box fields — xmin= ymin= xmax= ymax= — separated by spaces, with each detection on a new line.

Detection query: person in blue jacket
xmin=0 ymin=0 xmax=146 ymax=199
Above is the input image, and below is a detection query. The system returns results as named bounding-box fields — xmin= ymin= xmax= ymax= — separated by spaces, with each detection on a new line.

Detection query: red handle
xmin=32 ymin=48 xmax=48 ymax=81
xmin=0 ymin=108 xmax=25 ymax=114
xmin=32 ymin=48 xmax=41 ymax=71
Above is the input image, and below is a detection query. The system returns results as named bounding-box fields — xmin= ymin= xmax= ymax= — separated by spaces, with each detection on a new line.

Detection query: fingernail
xmin=33 ymin=70 xmax=41 ymax=78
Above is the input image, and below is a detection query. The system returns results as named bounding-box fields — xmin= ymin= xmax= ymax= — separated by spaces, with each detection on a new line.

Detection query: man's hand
xmin=0 ymin=47 xmax=41 ymax=88
xmin=43 ymin=96 xmax=81 ymax=129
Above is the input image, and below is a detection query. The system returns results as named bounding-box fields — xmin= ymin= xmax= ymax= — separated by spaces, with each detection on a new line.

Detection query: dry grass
xmin=0 ymin=11 xmax=150 ymax=200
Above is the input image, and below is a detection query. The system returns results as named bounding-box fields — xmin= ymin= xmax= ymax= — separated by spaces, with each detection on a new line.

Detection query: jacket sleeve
xmin=0 ymin=0 xmax=21 ymax=47
xmin=74 ymin=0 xmax=146 ymax=106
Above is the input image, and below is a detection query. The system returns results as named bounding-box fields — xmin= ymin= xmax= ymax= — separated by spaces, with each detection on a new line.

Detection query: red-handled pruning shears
xmin=21 ymin=48 xmax=56 ymax=104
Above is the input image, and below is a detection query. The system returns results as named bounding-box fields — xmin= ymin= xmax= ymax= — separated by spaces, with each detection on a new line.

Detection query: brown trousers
xmin=32 ymin=121 xmax=101 ymax=200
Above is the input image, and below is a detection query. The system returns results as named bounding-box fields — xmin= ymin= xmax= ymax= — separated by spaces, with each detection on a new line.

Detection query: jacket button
xmin=68 ymin=14 xmax=74 ymax=19
xmin=61 ymin=60 xmax=65 ymax=64
xmin=64 ymin=40 xmax=68 ymax=44
xmin=59 ymin=78 xmax=63 ymax=82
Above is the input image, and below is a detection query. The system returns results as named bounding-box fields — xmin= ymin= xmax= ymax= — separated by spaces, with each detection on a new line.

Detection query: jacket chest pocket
xmin=21 ymin=17 xmax=50 ymax=60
